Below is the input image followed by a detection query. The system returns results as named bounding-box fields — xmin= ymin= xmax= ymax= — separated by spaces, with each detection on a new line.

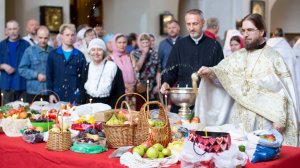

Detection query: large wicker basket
xmin=103 ymin=92 xmax=148 ymax=148
xmin=140 ymin=101 xmax=172 ymax=147
xmin=103 ymin=101 xmax=137 ymax=148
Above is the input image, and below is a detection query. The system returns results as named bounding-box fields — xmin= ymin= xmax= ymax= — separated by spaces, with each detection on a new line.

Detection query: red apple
xmin=141 ymin=141 xmax=152 ymax=149
xmin=191 ymin=116 xmax=200 ymax=123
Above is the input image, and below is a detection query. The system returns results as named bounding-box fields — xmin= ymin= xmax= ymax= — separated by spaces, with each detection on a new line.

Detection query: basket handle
xmin=49 ymin=107 xmax=67 ymax=134
xmin=141 ymin=101 xmax=169 ymax=127
xmin=114 ymin=92 xmax=146 ymax=109
xmin=119 ymin=101 xmax=134 ymax=126
xmin=31 ymin=89 xmax=61 ymax=104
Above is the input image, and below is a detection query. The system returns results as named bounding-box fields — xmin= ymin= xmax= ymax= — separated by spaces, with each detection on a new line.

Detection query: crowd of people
xmin=1 ymin=9 xmax=300 ymax=146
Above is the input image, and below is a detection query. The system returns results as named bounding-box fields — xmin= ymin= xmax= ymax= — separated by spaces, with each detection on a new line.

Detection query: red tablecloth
xmin=1 ymin=133 xmax=300 ymax=168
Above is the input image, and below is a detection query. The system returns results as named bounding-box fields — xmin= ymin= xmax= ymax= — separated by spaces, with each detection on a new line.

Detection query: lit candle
xmin=40 ymin=98 xmax=43 ymax=102
xmin=146 ymin=80 xmax=149 ymax=101
xmin=21 ymin=98 xmax=23 ymax=102
xmin=89 ymin=98 xmax=93 ymax=116
xmin=164 ymin=95 xmax=168 ymax=111
xmin=1 ymin=92 xmax=3 ymax=106
xmin=147 ymin=80 xmax=149 ymax=111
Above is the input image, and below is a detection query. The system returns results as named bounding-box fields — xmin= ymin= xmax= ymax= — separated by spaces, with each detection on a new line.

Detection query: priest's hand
xmin=160 ymin=82 xmax=170 ymax=95
xmin=198 ymin=66 xmax=212 ymax=78
xmin=273 ymin=122 xmax=285 ymax=133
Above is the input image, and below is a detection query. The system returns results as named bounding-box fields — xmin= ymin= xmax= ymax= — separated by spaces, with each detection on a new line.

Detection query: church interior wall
xmin=0 ymin=0 xmax=299 ymax=43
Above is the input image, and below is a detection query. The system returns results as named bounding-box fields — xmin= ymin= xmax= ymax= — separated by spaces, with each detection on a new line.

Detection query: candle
xmin=148 ymin=128 xmax=153 ymax=143
xmin=21 ymin=98 xmax=23 ymax=102
xmin=147 ymin=80 xmax=149 ymax=111
xmin=204 ymin=128 xmax=208 ymax=138
xmin=40 ymin=98 xmax=43 ymax=102
xmin=164 ymin=95 xmax=168 ymax=111
xmin=47 ymin=111 xmax=50 ymax=131
xmin=1 ymin=92 xmax=3 ymax=106
xmin=89 ymin=99 xmax=93 ymax=116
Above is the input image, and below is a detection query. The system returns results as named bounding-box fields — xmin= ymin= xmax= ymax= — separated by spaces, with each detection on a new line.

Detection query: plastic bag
xmin=179 ymin=140 xmax=214 ymax=168
xmin=22 ymin=133 xmax=44 ymax=144
xmin=1 ymin=118 xmax=31 ymax=137
xmin=70 ymin=141 xmax=108 ymax=154
xmin=246 ymin=129 xmax=282 ymax=163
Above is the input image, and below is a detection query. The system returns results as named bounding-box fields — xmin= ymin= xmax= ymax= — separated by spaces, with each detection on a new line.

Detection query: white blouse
xmin=84 ymin=60 xmax=118 ymax=98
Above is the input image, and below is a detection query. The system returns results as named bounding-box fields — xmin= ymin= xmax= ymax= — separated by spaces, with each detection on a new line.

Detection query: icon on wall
xmin=250 ymin=0 xmax=265 ymax=19
xmin=160 ymin=11 xmax=174 ymax=35
xmin=40 ymin=6 xmax=63 ymax=33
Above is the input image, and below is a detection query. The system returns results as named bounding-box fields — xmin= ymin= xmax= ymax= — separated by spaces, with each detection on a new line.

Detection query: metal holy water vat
xmin=169 ymin=87 xmax=197 ymax=120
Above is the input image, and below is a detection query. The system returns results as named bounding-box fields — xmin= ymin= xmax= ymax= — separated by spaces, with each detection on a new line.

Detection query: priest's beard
xmin=245 ymin=37 xmax=261 ymax=51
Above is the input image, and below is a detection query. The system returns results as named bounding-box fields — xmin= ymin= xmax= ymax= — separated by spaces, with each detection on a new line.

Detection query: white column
xmin=0 ymin=0 xmax=5 ymax=39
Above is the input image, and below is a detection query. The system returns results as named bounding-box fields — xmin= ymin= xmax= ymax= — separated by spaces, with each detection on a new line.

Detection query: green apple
xmin=138 ymin=145 xmax=147 ymax=152
xmin=146 ymin=147 xmax=159 ymax=159
xmin=133 ymin=146 xmax=145 ymax=157
xmin=148 ymin=119 xmax=155 ymax=127
xmin=162 ymin=148 xmax=171 ymax=156
xmin=152 ymin=143 xmax=164 ymax=152
xmin=158 ymin=152 xmax=164 ymax=158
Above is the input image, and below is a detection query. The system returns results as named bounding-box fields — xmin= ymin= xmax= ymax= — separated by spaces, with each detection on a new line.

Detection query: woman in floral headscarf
xmin=131 ymin=33 xmax=161 ymax=108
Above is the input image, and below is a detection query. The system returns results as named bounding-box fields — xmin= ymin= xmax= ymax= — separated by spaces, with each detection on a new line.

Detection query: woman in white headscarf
xmin=79 ymin=38 xmax=125 ymax=107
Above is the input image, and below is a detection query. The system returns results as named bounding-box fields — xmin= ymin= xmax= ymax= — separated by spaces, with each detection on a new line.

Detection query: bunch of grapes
xmin=79 ymin=138 xmax=96 ymax=143
xmin=84 ymin=127 xmax=98 ymax=134
xmin=22 ymin=129 xmax=44 ymax=143
xmin=34 ymin=134 xmax=44 ymax=143
xmin=98 ymin=131 xmax=105 ymax=138
xmin=24 ymin=130 xmax=41 ymax=134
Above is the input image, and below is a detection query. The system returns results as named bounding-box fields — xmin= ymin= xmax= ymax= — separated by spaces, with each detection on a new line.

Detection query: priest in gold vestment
xmin=195 ymin=14 xmax=298 ymax=146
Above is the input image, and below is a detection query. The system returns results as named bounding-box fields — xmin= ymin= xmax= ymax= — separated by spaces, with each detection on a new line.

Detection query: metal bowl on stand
xmin=169 ymin=87 xmax=197 ymax=120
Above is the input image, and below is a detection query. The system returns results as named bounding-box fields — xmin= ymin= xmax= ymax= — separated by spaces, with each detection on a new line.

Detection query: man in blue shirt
xmin=0 ymin=20 xmax=30 ymax=104
xmin=19 ymin=26 xmax=53 ymax=102
xmin=158 ymin=20 xmax=181 ymax=70
xmin=47 ymin=24 xmax=86 ymax=104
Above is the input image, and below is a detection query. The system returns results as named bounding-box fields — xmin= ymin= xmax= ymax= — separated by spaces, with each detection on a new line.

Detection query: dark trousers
xmin=26 ymin=94 xmax=49 ymax=104
xmin=1 ymin=90 xmax=26 ymax=105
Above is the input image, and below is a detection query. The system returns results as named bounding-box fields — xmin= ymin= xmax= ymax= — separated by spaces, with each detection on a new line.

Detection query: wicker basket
xmin=140 ymin=101 xmax=172 ymax=147
xmin=46 ymin=108 xmax=72 ymax=151
xmin=46 ymin=130 xmax=72 ymax=151
xmin=103 ymin=92 xmax=148 ymax=148
xmin=103 ymin=101 xmax=137 ymax=148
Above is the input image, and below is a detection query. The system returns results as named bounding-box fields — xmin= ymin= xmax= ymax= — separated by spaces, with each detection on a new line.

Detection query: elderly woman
xmin=131 ymin=33 xmax=161 ymax=105
xmin=79 ymin=38 xmax=125 ymax=107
